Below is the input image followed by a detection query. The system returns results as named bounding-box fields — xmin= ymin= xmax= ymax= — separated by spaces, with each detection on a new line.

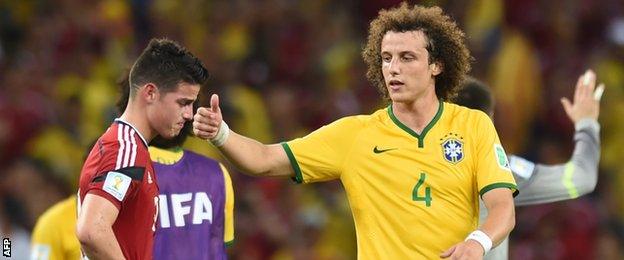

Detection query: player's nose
xmin=183 ymin=106 xmax=193 ymax=120
xmin=388 ymin=58 xmax=400 ymax=75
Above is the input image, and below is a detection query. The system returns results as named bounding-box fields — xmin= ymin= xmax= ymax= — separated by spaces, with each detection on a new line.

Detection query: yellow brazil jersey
xmin=282 ymin=101 xmax=517 ymax=259
xmin=31 ymin=195 xmax=81 ymax=260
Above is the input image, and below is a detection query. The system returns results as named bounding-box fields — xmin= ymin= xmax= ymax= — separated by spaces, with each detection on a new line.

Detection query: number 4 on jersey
xmin=412 ymin=173 xmax=432 ymax=207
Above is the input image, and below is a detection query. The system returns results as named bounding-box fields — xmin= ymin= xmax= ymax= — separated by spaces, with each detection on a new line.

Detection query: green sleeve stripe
xmin=563 ymin=162 xmax=579 ymax=198
xmin=479 ymin=182 xmax=519 ymax=198
xmin=225 ymin=240 xmax=234 ymax=247
xmin=281 ymin=142 xmax=303 ymax=184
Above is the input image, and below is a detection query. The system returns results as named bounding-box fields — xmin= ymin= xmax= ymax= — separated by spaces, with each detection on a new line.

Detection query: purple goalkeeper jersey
xmin=153 ymin=150 xmax=227 ymax=260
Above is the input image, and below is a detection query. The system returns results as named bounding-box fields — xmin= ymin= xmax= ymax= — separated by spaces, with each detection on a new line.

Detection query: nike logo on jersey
xmin=373 ymin=146 xmax=397 ymax=154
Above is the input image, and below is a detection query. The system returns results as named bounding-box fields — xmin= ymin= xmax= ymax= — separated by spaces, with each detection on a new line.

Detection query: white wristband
xmin=210 ymin=121 xmax=230 ymax=147
xmin=465 ymin=230 xmax=492 ymax=255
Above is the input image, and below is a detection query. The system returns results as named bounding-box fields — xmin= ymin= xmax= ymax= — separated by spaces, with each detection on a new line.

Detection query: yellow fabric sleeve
xmin=283 ymin=117 xmax=362 ymax=183
xmin=220 ymin=164 xmax=235 ymax=245
xmin=473 ymin=112 xmax=518 ymax=197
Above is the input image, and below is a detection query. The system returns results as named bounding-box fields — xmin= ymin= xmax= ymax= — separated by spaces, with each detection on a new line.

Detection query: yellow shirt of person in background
xmin=31 ymin=195 xmax=80 ymax=260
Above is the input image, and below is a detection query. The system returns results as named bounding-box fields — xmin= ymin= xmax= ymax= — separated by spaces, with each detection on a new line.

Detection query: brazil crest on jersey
xmin=282 ymin=101 xmax=517 ymax=259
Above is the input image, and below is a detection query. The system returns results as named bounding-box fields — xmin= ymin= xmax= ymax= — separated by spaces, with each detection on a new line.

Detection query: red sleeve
xmin=82 ymin=137 xmax=146 ymax=210
xmin=86 ymin=189 xmax=124 ymax=210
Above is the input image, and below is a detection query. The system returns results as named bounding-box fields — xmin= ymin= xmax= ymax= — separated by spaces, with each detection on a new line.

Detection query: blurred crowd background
xmin=1 ymin=0 xmax=623 ymax=259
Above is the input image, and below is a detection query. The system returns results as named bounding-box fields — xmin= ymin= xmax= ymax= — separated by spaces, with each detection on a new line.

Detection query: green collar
xmin=387 ymin=100 xmax=444 ymax=148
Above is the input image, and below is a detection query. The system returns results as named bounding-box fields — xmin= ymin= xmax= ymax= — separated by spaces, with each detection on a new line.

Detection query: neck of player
xmin=391 ymin=91 xmax=439 ymax=135
xmin=119 ymin=103 xmax=155 ymax=143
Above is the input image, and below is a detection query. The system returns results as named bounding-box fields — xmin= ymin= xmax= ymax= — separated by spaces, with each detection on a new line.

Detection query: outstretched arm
xmin=193 ymin=94 xmax=293 ymax=177
xmin=513 ymin=70 xmax=603 ymax=206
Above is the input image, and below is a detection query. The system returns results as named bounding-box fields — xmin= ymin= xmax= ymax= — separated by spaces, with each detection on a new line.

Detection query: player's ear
xmin=143 ymin=83 xmax=158 ymax=103
xmin=430 ymin=62 xmax=442 ymax=76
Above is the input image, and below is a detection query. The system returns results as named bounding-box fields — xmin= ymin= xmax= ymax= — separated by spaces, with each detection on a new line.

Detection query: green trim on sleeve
xmin=387 ymin=100 xmax=444 ymax=148
xmin=281 ymin=142 xmax=303 ymax=183
xmin=225 ymin=240 xmax=234 ymax=247
xmin=479 ymin=182 xmax=519 ymax=198
xmin=563 ymin=162 xmax=579 ymax=199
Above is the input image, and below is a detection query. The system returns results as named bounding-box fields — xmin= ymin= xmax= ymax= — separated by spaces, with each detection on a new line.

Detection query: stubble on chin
xmin=169 ymin=127 xmax=177 ymax=138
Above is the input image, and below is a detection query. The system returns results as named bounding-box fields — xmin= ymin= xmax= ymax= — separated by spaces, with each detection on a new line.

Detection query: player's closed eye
xmin=178 ymin=100 xmax=194 ymax=107
xmin=401 ymin=55 xmax=415 ymax=62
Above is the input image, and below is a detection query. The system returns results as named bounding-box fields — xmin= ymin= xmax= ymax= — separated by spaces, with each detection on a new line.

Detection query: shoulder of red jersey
xmin=99 ymin=119 xmax=150 ymax=169
xmin=79 ymin=120 xmax=156 ymax=207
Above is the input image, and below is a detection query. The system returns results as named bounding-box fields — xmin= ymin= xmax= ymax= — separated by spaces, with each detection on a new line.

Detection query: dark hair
xmin=116 ymin=70 xmax=131 ymax=114
xmin=129 ymin=38 xmax=209 ymax=96
xmin=362 ymin=2 xmax=471 ymax=101
xmin=455 ymin=77 xmax=494 ymax=115
xmin=116 ymin=69 xmax=192 ymax=149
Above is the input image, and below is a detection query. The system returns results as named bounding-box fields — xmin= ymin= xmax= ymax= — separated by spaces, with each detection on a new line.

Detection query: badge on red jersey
xmin=103 ymin=171 xmax=132 ymax=201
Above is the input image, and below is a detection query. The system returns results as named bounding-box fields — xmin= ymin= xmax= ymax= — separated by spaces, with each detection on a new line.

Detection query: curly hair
xmin=362 ymin=3 xmax=471 ymax=101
